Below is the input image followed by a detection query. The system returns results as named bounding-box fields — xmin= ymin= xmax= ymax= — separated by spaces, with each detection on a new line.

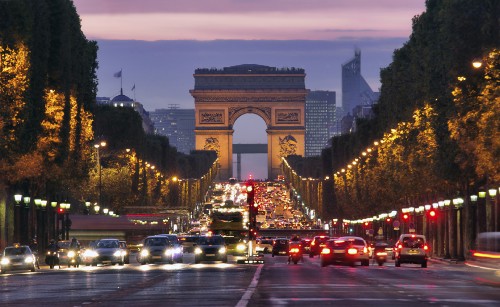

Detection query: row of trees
xmin=0 ymin=0 xmax=217 ymax=225
xmin=287 ymin=0 xmax=499 ymax=219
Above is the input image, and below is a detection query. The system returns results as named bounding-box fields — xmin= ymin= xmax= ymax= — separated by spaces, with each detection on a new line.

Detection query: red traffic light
xmin=58 ymin=208 xmax=65 ymax=214
xmin=429 ymin=210 xmax=437 ymax=218
xmin=386 ymin=218 xmax=391 ymax=223
xmin=403 ymin=214 xmax=409 ymax=220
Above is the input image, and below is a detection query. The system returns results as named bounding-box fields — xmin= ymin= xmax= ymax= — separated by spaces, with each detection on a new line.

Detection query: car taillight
xmin=398 ymin=244 xmax=402 ymax=249
xmin=321 ymin=248 xmax=331 ymax=255
xmin=347 ymin=248 xmax=358 ymax=255
xmin=376 ymin=252 xmax=387 ymax=256
xmin=311 ymin=242 xmax=315 ymax=246
xmin=424 ymin=245 xmax=429 ymax=251
xmin=363 ymin=247 xmax=368 ymax=253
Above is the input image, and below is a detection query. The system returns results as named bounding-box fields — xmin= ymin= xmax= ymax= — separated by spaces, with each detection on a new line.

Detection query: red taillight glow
xmin=321 ymin=248 xmax=331 ymax=255
xmin=311 ymin=242 xmax=315 ymax=246
xmin=398 ymin=244 xmax=402 ymax=249
xmin=473 ymin=252 xmax=500 ymax=259
xmin=424 ymin=245 xmax=429 ymax=251
xmin=376 ymin=252 xmax=388 ymax=256
xmin=347 ymin=248 xmax=358 ymax=255
xmin=363 ymin=247 xmax=368 ymax=253
xmin=289 ymin=248 xmax=300 ymax=253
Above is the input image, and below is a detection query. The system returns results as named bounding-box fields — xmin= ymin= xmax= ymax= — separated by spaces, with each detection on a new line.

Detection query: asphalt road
xmin=0 ymin=253 xmax=499 ymax=306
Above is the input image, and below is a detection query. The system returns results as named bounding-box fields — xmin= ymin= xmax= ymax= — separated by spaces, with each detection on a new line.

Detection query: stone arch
xmin=191 ymin=64 xmax=307 ymax=180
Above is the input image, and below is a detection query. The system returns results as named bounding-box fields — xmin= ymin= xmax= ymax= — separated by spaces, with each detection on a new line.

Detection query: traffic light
xmin=403 ymin=214 xmax=409 ymax=221
xmin=246 ymin=181 xmax=255 ymax=206
xmin=428 ymin=209 xmax=437 ymax=219
xmin=57 ymin=207 xmax=65 ymax=220
xmin=386 ymin=218 xmax=391 ymax=223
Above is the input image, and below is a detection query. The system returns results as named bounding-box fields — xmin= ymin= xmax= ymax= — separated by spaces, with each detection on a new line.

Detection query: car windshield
xmin=198 ymin=236 xmax=224 ymax=245
xmin=96 ymin=240 xmax=119 ymax=248
xmin=145 ymin=237 xmax=170 ymax=247
xmin=5 ymin=247 xmax=29 ymax=256
xmin=402 ymin=237 xmax=425 ymax=248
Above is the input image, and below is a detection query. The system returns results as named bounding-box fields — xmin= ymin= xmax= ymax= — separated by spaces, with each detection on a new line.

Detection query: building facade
xmin=150 ymin=107 xmax=195 ymax=154
xmin=305 ymin=90 xmax=336 ymax=157
xmin=341 ymin=49 xmax=380 ymax=134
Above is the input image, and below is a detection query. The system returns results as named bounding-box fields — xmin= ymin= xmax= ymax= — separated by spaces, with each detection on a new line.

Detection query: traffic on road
xmin=1 ymin=179 xmax=499 ymax=306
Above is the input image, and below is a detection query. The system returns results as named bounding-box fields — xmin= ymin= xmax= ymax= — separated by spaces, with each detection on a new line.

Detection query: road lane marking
xmin=235 ymin=264 xmax=263 ymax=307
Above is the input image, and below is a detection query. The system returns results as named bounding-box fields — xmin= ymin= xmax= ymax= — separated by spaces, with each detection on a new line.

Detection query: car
xmin=301 ymin=238 xmax=312 ymax=254
xmin=256 ymin=238 xmax=273 ymax=254
xmin=56 ymin=240 xmax=76 ymax=266
xmin=82 ymin=239 xmax=125 ymax=266
xmin=320 ymin=236 xmax=370 ymax=267
xmin=179 ymin=235 xmax=199 ymax=253
xmin=272 ymin=238 xmax=289 ymax=257
xmin=137 ymin=235 xmax=177 ymax=265
xmin=0 ymin=244 xmax=37 ymax=273
xmin=158 ymin=234 xmax=184 ymax=263
xmin=194 ymin=235 xmax=227 ymax=263
xmin=394 ymin=234 xmax=429 ymax=268
xmin=119 ymin=241 xmax=130 ymax=264
xmin=469 ymin=232 xmax=500 ymax=286
xmin=309 ymin=235 xmax=330 ymax=258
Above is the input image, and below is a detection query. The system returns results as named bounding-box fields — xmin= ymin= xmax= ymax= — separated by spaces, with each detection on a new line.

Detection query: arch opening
xmin=232 ymin=113 xmax=268 ymax=181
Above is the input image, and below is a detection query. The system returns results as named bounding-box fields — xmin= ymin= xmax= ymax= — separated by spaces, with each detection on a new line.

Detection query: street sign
xmin=393 ymin=220 xmax=400 ymax=228
xmin=378 ymin=227 xmax=383 ymax=235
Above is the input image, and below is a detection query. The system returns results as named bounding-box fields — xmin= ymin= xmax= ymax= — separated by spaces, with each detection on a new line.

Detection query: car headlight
xmin=194 ymin=247 xmax=202 ymax=255
xmin=67 ymin=251 xmax=76 ymax=258
xmin=218 ymin=247 xmax=227 ymax=254
xmin=140 ymin=249 xmax=150 ymax=257
xmin=236 ymin=244 xmax=246 ymax=252
xmin=24 ymin=256 xmax=34 ymax=263
xmin=113 ymin=250 xmax=122 ymax=257
xmin=1 ymin=258 xmax=10 ymax=265
xmin=165 ymin=248 xmax=173 ymax=256
xmin=175 ymin=247 xmax=183 ymax=254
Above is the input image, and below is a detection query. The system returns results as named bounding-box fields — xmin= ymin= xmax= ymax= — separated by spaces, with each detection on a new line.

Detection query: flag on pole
xmin=113 ymin=70 xmax=122 ymax=78
xmin=131 ymin=84 xmax=135 ymax=91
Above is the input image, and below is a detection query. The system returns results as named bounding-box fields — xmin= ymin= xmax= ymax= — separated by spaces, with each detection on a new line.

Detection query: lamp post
xmin=85 ymin=201 xmax=91 ymax=215
xmin=13 ymin=194 xmax=22 ymax=244
xmin=489 ymin=189 xmax=498 ymax=232
xmin=444 ymin=199 xmax=451 ymax=258
xmin=21 ymin=196 xmax=31 ymax=244
xmin=94 ymin=140 xmax=107 ymax=209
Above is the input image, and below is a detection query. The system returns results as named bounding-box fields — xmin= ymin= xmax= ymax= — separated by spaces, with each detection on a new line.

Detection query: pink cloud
xmin=73 ymin=0 xmax=425 ymax=40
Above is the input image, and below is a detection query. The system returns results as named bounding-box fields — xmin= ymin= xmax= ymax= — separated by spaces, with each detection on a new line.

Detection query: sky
xmin=72 ymin=0 xmax=427 ymax=180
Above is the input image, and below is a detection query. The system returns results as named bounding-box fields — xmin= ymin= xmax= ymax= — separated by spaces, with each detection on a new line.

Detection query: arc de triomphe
xmin=190 ymin=64 xmax=307 ymax=180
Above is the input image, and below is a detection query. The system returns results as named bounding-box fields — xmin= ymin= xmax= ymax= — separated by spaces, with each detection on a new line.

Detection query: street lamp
xmin=489 ymin=189 xmax=498 ymax=231
xmin=94 ymin=140 xmax=107 ymax=209
xmin=94 ymin=205 xmax=100 ymax=214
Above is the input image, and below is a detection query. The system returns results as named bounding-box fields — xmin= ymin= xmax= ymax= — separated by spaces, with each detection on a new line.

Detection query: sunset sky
xmin=72 ymin=0 xmax=427 ymax=179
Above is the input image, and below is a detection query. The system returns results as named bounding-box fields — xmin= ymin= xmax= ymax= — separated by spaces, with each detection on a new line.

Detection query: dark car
xmin=301 ymin=238 xmax=312 ymax=254
xmin=320 ymin=236 xmax=369 ymax=267
xmin=137 ymin=235 xmax=176 ymax=265
xmin=82 ymin=239 xmax=125 ymax=266
xmin=194 ymin=235 xmax=227 ymax=263
xmin=158 ymin=234 xmax=184 ymax=263
xmin=56 ymin=240 xmax=72 ymax=265
xmin=1 ymin=244 xmax=37 ymax=273
xmin=272 ymin=238 xmax=289 ymax=257
xmin=309 ymin=235 xmax=330 ymax=258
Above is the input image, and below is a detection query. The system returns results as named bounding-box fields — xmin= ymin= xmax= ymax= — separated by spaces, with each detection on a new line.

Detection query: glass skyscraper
xmin=305 ymin=90 xmax=336 ymax=157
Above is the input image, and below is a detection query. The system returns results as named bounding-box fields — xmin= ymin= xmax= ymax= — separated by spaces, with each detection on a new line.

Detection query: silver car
xmin=1 ymin=244 xmax=37 ymax=273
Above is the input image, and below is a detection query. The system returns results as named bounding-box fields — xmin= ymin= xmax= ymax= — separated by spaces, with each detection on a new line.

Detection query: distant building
xmin=96 ymin=90 xmax=155 ymax=134
xmin=341 ymin=49 xmax=380 ymax=134
xmin=150 ymin=106 xmax=195 ymax=154
xmin=305 ymin=90 xmax=336 ymax=157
